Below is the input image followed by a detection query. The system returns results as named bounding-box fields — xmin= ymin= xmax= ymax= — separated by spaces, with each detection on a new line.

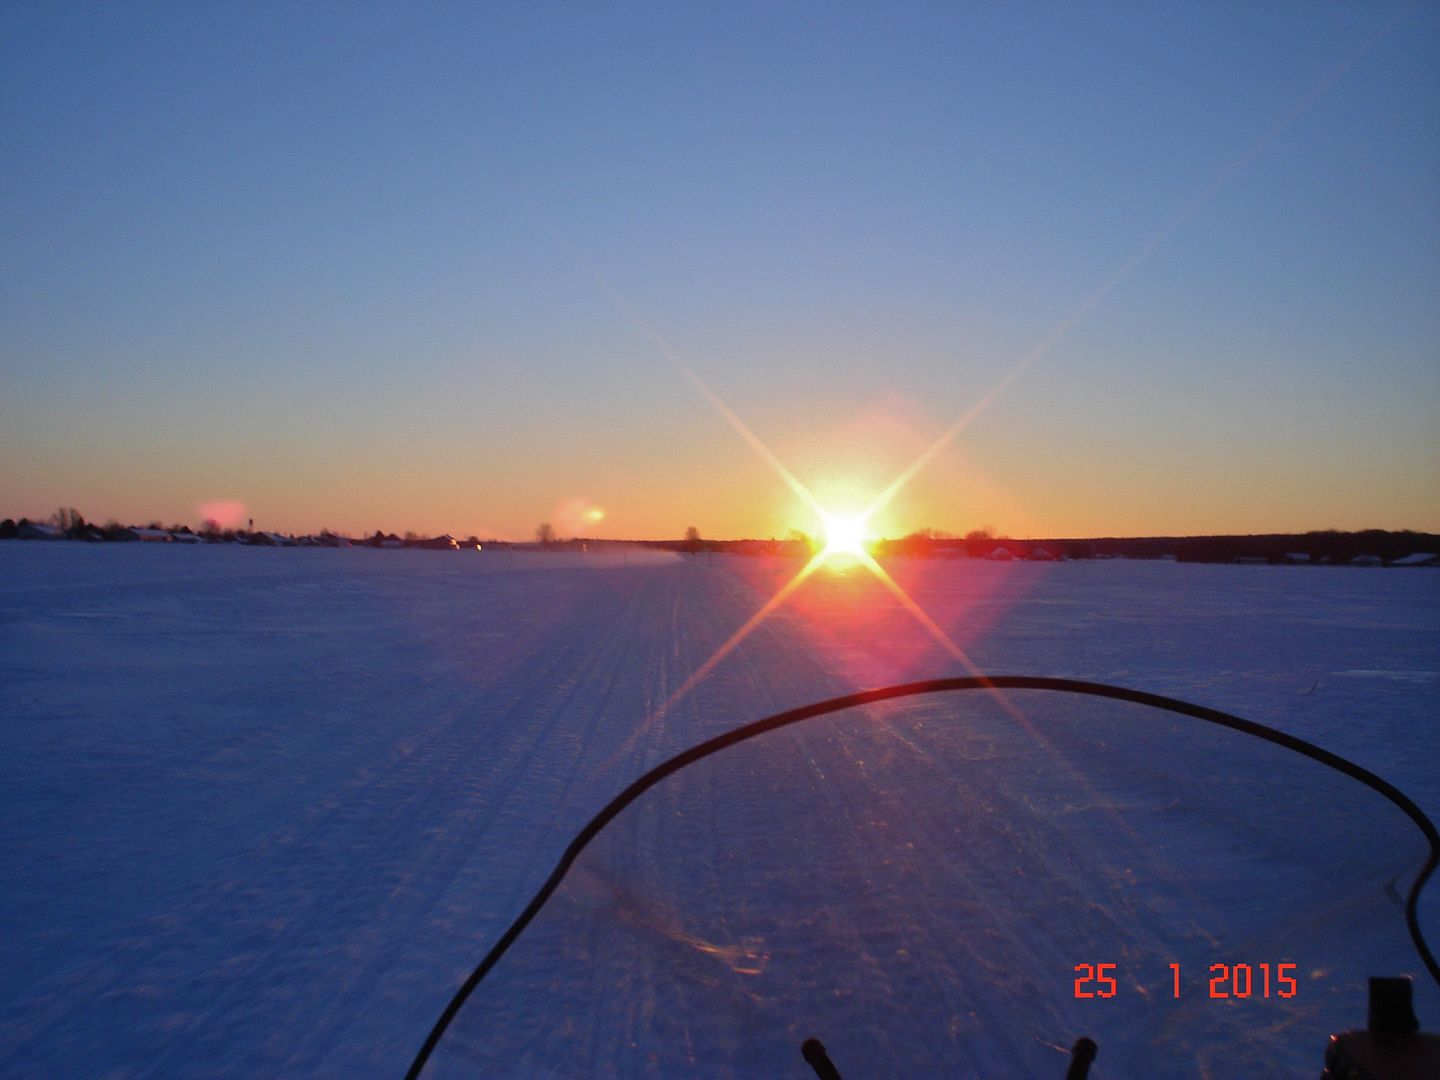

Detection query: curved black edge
xmin=404 ymin=676 xmax=1440 ymax=1079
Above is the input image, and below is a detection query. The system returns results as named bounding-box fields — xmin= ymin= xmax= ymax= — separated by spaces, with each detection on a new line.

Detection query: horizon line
xmin=5 ymin=515 xmax=1437 ymax=548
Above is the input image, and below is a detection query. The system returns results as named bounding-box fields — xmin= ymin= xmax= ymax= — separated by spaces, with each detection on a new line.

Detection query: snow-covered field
xmin=1 ymin=544 xmax=1436 ymax=1078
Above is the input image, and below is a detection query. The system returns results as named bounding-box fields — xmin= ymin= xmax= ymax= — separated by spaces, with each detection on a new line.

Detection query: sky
xmin=2 ymin=2 xmax=1437 ymax=541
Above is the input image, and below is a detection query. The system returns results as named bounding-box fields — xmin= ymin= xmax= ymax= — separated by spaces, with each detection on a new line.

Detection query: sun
xmin=819 ymin=510 xmax=872 ymax=560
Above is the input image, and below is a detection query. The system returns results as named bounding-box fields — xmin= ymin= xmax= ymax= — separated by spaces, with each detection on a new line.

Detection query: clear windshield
xmin=425 ymin=688 xmax=1435 ymax=1078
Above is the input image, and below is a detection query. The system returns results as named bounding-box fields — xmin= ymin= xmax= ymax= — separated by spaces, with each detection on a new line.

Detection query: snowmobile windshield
xmin=415 ymin=679 xmax=1439 ymax=1079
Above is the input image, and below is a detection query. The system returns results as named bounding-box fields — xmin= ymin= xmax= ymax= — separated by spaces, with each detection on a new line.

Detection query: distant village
xmin=3 ymin=511 xmax=1438 ymax=568
xmin=1 ymin=514 xmax=484 ymax=551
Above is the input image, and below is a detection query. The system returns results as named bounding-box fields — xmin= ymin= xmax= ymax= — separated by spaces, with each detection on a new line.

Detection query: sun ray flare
xmin=609 ymin=551 xmax=831 ymax=768
xmin=656 ymin=550 xmax=828 ymax=720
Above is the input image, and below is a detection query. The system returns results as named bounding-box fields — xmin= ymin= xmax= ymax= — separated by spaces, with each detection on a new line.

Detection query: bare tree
xmin=536 ymin=522 xmax=555 ymax=546
xmin=683 ymin=525 xmax=701 ymax=553
xmin=51 ymin=507 xmax=84 ymax=533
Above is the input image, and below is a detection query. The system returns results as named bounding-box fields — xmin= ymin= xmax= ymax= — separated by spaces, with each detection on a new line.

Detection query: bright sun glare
xmin=819 ymin=511 xmax=871 ymax=559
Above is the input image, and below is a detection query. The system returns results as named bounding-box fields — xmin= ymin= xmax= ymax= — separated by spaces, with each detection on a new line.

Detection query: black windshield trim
xmin=405 ymin=675 xmax=1440 ymax=1078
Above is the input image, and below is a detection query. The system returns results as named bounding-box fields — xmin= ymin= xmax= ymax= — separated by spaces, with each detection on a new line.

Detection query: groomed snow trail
xmin=1 ymin=545 xmax=1436 ymax=1077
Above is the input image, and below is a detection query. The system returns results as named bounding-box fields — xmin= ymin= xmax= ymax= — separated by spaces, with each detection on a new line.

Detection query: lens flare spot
xmin=553 ymin=497 xmax=606 ymax=535
xmin=196 ymin=499 xmax=246 ymax=529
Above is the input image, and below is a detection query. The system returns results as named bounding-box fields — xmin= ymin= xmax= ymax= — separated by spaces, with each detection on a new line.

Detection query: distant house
xmin=1283 ymin=552 xmax=1311 ymax=564
xmin=248 ymin=531 xmax=292 ymax=547
xmin=17 ymin=522 xmax=64 ymax=540
xmin=125 ymin=527 xmax=173 ymax=543
xmin=1350 ymin=554 xmax=1383 ymax=567
xmin=1391 ymin=553 xmax=1439 ymax=567
xmin=985 ymin=545 xmax=1014 ymax=561
xmin=170 ymin=531 xmax=202 ymax=544
xmin=413 ymin=535 xmax=459 ymax=550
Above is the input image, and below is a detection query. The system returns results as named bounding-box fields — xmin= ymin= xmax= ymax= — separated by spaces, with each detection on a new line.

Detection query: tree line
xmin=6 ymin=510 xmax=1437 ymax=566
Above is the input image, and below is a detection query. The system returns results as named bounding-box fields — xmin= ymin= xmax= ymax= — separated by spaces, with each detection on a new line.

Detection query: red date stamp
xmin=1073 ymin=962 xmax=1299 ymax=999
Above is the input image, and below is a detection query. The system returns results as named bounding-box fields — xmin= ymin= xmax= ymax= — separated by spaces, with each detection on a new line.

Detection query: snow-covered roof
xmin=1391 ymin=553 xmax=1438 ymax=567
xmin=18 ymin=522 xmax=64 ymax=539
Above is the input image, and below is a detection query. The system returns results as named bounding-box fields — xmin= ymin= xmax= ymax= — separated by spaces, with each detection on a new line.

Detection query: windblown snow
xmin=1 ymin=545 xmax=1436 ymax=1078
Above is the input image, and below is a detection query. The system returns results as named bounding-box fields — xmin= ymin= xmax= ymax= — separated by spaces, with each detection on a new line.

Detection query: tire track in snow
xmin=4 ymin=561 xmax=690 ymax=1078
xmin=181 ymin=567 xmax=694 ymax=1077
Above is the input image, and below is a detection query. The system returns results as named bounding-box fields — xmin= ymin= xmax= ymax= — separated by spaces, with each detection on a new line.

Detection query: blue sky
xmin=3 ymin=2 xmax=1437 ymax=539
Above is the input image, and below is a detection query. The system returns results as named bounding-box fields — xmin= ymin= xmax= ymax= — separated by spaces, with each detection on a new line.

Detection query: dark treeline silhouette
xmin=3 ymin=511 xmax=1436 ymax=566
xmin=647 ymin=528 xmax=1440 ymax=566
xmin=1056 ymin=530 xmax=1440 ymax=565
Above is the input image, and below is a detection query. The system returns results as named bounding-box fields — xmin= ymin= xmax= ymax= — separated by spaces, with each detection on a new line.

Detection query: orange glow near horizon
xmin=591 ymin=299 xmax=1041 ymax=734
xmin=624 ymin=366 xmax=1015 ymax=733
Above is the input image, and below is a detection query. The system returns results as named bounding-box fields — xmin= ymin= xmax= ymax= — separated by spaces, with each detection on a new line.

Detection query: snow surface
xmin=1 ymin=544 xmax=1436 ymax=1078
